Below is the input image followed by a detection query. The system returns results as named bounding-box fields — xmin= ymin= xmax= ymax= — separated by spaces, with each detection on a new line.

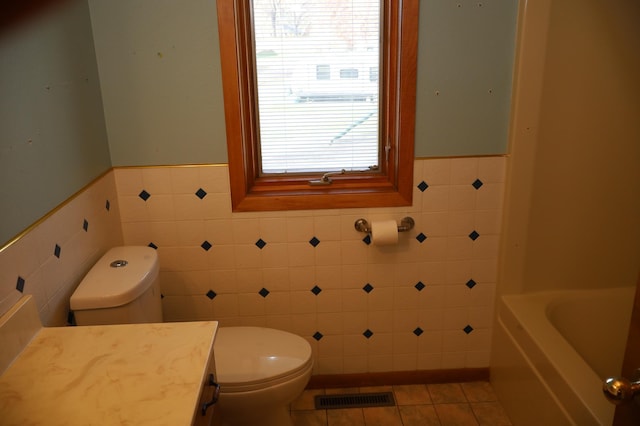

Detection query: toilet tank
xmin=70 ymin=246 xmax=163 ymax=325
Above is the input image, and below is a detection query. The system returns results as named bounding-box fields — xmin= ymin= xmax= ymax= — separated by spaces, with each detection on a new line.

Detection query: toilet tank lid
xmin=70 ymin=246 xmax=159 ymax=311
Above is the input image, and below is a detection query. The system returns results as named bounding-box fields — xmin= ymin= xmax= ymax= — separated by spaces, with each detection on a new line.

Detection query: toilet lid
xmin=214 ymin=327 xmax=312 ymax=387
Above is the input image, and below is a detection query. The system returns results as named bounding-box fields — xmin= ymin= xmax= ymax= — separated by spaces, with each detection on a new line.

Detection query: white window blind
xmin=251 ymin=0 xmax=381 ymax=174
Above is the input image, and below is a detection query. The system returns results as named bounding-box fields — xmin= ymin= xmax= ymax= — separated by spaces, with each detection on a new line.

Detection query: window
xmin=316 ymin=65 xmax=330 ymax=80
xmin=339 ymin=68 xmax=359 ymax=79
xmin=217 ymin=0 xmax=418 ymax=211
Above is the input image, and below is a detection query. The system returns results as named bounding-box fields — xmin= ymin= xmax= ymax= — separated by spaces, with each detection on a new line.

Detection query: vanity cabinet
xmin=194 ymin=346 xmax=219 ymax=426
xmin=0 ymin=296 xmax=219 ymax=425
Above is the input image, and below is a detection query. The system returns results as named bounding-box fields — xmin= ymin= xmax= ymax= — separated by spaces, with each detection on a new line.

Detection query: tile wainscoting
xmin=0 ymin=171 xmax=123 ymax=325
xmin=0 ymin=157 xmax=505 ymax=375
xmin=116 ymin=157 xmax=505 ymax=375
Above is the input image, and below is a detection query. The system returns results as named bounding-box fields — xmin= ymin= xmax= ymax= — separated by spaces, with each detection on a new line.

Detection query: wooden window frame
xmin=217 ymin=0 xmax=418 ymax=211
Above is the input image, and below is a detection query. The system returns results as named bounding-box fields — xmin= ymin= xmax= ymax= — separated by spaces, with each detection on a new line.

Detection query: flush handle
xmin=603 ymin=370 xmax=640 ymax=405
xmin=201 ymin=373 xmax=221 ymax=416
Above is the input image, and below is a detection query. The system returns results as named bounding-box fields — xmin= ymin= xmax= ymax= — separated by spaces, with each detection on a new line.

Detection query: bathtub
xmin=491 ymin=286 xmax=635 ymax=426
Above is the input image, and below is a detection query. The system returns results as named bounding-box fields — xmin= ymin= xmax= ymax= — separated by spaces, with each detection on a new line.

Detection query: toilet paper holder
xmin=354 ymin=217 xmax=415 ymax=234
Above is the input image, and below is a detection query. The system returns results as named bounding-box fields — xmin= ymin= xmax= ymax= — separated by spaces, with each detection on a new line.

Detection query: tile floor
xmin=290 ymin=382 xmax=512 ymax=426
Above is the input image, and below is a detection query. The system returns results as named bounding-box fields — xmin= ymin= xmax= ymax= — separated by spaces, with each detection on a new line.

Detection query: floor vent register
xmin=314 ymin=392 xmax=396 ymax=410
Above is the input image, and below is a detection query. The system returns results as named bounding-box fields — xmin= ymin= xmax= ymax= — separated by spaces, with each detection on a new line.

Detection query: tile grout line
xmin=290 ymin=381 xmax=512 ymax=426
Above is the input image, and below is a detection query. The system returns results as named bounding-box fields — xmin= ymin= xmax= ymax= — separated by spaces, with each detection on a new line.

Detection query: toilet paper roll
xmin=371 ymin=219 xmax=398 ymax=246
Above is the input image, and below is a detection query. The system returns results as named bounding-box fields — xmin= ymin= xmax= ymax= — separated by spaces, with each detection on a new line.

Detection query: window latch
xmin=309 ymin=169 xmax=347 ymax=186
xmin=308 ymin=166 xmax=378 ymax=186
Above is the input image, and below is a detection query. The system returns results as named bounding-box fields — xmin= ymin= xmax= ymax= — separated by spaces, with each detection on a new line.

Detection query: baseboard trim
xmin=307 ymin=368 xmax=490 ymax=389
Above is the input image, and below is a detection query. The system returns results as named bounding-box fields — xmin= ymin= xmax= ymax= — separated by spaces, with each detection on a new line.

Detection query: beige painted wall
xmin=88 ymin=0 xmax=518 ymax=165
xmin=0 ymin=0 xmax=111 ymax=245
xmin=500 ymin=0 xmax=640 ymax=294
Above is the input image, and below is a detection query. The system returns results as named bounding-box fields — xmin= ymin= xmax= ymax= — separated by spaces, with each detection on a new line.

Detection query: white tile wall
xmin=0 ymin=158 xmax=505 ymax=374
xmin=0 ymin=172 xmax=123 ymax=326
xmin=115 ymin=157 xmax=506 ymax=374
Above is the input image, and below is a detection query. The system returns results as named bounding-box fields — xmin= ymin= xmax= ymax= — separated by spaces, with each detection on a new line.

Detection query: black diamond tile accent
xmin=195 ymin=188 xmax=207 ymax=199
xmin=472 ymin=179 xmax=484 ymax=190
xmin=362 ymin=235 xmax=371 ymax=245
xmin=309 ymin=236 xmax=320 ymax=247
xmin=363 ymin=329 xmax=374 ymax=339
xmin=16 ymin=276 xmax=25 ymax=293
xmin=105 ymin=200 xmax=110 ymax=211
xmin=83 ymin=219 xmax=89 ymax=232
xmin=463 ymin=325 xmax=474 ymax=334
xmin=416 ymin=233 xmax=427 ymax=243
xmin=259 ymin=288 xmax=270 ymax=298
xmin=201 ymin=241 xmax=212 ymax=251
xmin=206 ymin=290 xmax=217 ymax=300
xmin=413 ymin=327 xmax=424 ymax=336
xmin=415 ymin=281 xmax=426 ymax=291
xmin=313 ymin=331 xmax=324 ymax=341
xmin=139 ymin=190 xmax=151 ymax=201
xmin=363 ymin=283 xmax=374 ymax=293
xmin=54 ymin=244 xmax=61 ymax=258
xmin=417 ymin=181 xmax=429 ymax=192
xmin=255 ymin=238 xmax=267 ymax=249
xmin=148 ymin=242 xmax=158 ymax=250
xmin=469 ymin=230 xmax=480 ymax=241
xmin=311 ymin=285 xmax=322 ymax=296
xmin=466 ymin=279 xmax=477 ymax=289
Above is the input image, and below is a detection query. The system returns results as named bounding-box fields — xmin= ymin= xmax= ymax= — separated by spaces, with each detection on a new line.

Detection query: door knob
xmin=603 ymin=372 xmax=640 ymax=405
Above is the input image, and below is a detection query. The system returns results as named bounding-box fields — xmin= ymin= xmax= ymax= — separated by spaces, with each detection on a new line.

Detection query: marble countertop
xmin=0 ymin=301 xmax=218 ymax=425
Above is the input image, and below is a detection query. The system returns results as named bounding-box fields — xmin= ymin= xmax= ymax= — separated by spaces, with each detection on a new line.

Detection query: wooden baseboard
xmin=307 ymin=368 xmax=489 ymax=389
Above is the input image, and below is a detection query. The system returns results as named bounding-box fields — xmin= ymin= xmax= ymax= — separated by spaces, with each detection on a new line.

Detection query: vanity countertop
xmin=0 ymin=308 xmax=218 ymax=425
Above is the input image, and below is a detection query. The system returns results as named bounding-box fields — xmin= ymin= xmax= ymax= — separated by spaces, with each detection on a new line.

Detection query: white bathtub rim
xmin=499 ymin=287 xmax=634 ymax=426
xmin=496 ymin=316 xmax=577 ymax=425
xmin=500 ymin=297 xmax=604 ymax=425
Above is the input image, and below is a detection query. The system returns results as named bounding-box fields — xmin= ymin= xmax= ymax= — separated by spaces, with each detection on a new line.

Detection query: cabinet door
xmin=193 ymin=351 xmax=219 ymax=426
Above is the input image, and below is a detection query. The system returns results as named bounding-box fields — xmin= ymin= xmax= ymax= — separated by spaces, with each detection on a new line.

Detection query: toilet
xmin=70 ymin=246 xmax=163 ymax=325
xmin=212 ymin=326 xmax=312 ymax=426
xmin=70 ymin=246 xmax=313 ymax=426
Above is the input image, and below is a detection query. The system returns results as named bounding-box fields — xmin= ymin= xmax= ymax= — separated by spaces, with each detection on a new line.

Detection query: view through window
xmin=251 ymin=0 xmax=381 ymax=174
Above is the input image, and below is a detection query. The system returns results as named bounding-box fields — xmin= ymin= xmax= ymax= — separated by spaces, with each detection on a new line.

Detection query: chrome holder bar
xmin=354 ymin=217 xmax=415 ymax=234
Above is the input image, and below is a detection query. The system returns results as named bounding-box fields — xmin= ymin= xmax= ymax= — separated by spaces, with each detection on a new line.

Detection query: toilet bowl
xmin=69 ymin=246 xmax=313 ymax=426
xmin=212 ymin=327 xmax=313 ymax=426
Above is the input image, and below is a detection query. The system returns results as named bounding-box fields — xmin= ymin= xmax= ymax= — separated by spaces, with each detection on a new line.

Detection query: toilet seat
xmin=214 ymin=327 xmax=313 ymax=393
